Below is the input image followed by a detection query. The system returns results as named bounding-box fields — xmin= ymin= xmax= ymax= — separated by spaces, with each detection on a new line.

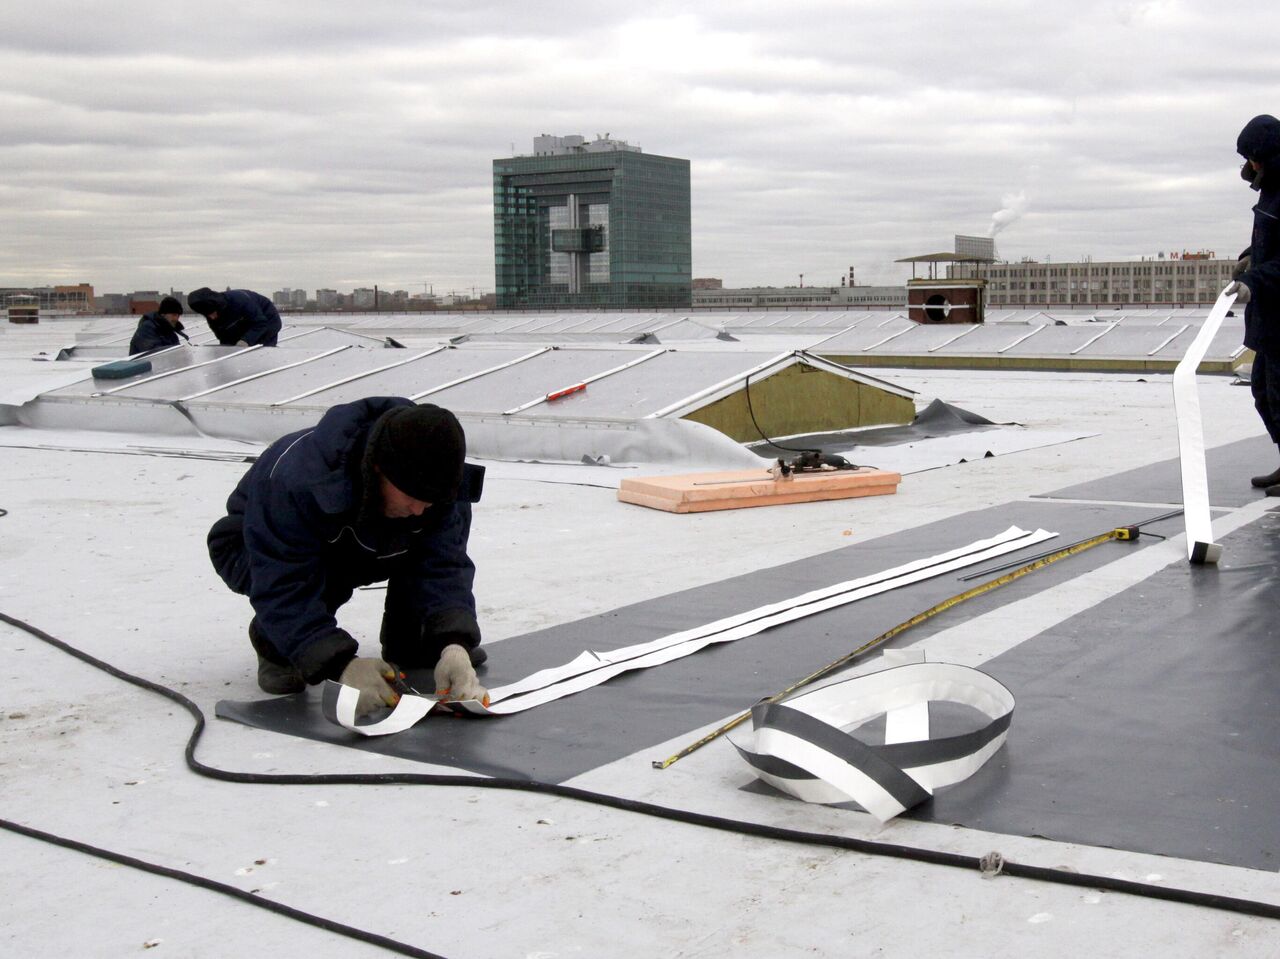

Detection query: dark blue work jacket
xmin=129 ymin=311 xmax=189 ymax=355
xmin=209 ymin=289 xmax=282 ymax=346
xmin=224 ymin=397 xmax=482 ymax=674
xmin=1243 ymin=187 xmax=1280 ymax=356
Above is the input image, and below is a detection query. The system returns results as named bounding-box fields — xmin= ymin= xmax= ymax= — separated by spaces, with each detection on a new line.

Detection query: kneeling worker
xmin=208 ymin=398 xmax=487 ymax=716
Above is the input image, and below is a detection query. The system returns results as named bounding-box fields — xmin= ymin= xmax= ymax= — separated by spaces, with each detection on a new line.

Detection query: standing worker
xmin=187 ymin=287 xmax=282 ymax=347
xmin=207 ymin=398 xmax=487 ymax=716
xmin=129 ymin=295 xmax=190 ymax=354
xmin=1229 ymin=115 xmax=1280 ymax=495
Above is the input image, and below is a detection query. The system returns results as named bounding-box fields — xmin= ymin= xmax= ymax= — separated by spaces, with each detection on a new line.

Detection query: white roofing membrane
xmin=4 ymin=314 xmax=1280 ymax=956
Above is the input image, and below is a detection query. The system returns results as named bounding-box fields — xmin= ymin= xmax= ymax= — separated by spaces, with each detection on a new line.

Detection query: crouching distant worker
xmin=207 ymin=398 xmax=488 ymax=716
xmin=129 ymin=296 xmax=190 ymax=354
xmin=1228 ymin=115 xmax=1280 ymax=494
xmin=187 ymin=286 xmax=282 ymax=347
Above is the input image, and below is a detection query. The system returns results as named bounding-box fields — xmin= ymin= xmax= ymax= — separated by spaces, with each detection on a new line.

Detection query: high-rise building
xmin=493 ymin=135 xmax=691 ymax=309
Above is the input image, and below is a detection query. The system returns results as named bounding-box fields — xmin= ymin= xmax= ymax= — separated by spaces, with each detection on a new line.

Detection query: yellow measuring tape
xmin=652 ymin=527 xmax=1124 ymax=770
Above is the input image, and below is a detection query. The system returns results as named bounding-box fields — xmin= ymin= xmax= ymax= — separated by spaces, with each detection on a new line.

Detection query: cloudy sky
xmin=2 ymin=1 xmax=1277 ymax=296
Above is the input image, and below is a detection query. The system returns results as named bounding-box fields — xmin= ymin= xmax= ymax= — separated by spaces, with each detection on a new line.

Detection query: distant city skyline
xmin=1 ymin=2 xmax=1274 ymax=295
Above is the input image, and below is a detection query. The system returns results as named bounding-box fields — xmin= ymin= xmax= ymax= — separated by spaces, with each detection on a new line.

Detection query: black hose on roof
xmin=1 ymin=606 xmax=1278 ymax=959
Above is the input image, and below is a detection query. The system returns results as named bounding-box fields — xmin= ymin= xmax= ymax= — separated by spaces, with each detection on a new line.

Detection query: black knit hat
xmin=159 ymin=296 xmax=183 ymax=316
xmin=368 ymin=404 xmax=465 ymax=503
xmin=187 ymin=287 xmax=227 ymax=317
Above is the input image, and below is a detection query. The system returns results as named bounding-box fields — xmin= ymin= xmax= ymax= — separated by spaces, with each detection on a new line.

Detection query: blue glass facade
xmin=493 ymin=149 xmax=692 ymax=309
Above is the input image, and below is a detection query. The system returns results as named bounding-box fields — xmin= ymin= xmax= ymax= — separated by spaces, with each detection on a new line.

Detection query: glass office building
xmin=493 ymin=137 xmax=691 ymax=309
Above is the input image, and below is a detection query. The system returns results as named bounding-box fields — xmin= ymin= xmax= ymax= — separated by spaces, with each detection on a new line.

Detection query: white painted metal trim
xmin=271 ymin=347 xmax=447 ymax=406
xmin=502 ymin=349 xmax=667 ymax=414
xmin=1069 ymin=325 xmax=1115 ymax=355
xmin=179 ymin=346 xmax=351 ymax=401
xmin=996 ymin=326 xmax=1044 ymax=354
xmin=793 ymin=351 xmax=916 ymax=398
xmin=127 ymin=343 xmax=184 ymax=360
xmin=409 ymin=347 xmax=552 ymax=401
xmin=1148 ymin=325 xmax=1190 ymax=356
xmin=644 ymin=351 xmax=795 ymax=419
xmin=92 ymin=344 xmax=262 ymax=396
xmin=805 ymin=321 xmax=861 ymax=350
xmin=927 ymin=324 xmax=981 ymax=353
xmin=862 ymin=326 xmax=913 ymax=351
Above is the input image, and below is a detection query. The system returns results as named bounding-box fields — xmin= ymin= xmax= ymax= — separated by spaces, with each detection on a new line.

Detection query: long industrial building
xmin=950 ymin=253 xmax=1237 ymax=306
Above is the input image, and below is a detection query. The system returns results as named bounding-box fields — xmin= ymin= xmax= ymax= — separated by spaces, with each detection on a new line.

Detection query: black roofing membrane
xmin=218 ymin=499 xmax=1179 ymax=784
xmin=910 ymin=510 xmax=1280 ymax=870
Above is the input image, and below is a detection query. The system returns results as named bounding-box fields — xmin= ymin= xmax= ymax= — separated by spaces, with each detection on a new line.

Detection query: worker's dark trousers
xmin=1251 ymin=352 xmax=1280 ymax=446
xmin=206 ymin=513 xmax=476 ymax=668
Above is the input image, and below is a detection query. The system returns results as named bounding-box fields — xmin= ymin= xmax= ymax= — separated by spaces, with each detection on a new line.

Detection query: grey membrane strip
xmin=217 ymin=500 xmax=1178 ymax=783
xmin=1038 ymin=433 xmax=1275 ymax=508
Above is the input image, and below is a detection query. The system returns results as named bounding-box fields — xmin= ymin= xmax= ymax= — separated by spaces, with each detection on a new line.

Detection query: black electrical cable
xmin=0 ymin=817 xmax=446 ymax=959
xmin=3 ymin=607 xmax=1280 ymax=937
xmin=743 ymin=371 xmax=816 ymax=454
xmin=742 ymin=372 xmax=871 ymax=471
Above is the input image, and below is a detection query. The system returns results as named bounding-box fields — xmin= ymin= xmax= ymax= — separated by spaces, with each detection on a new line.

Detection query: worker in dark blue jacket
xmin=128 ymin=296 xmax=190 ymax=354
xmin=187 ymin=287 xmax=282 ymax=346
xmin=207 ymin=397 xmax=487 ymax=715
xmin=1228 ymin=115 xmax=1280 ymax=494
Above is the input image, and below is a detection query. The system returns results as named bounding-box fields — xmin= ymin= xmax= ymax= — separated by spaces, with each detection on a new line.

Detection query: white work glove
xmin=1226 ymin=280 xmax=1252 ymax=305
xmin=433 ymin=644 xmax=489 ymax=705
xmin=339 ymin=656 xmax=400 ymax=717
xmin=236 ymin=339 xmax=250 ymax=347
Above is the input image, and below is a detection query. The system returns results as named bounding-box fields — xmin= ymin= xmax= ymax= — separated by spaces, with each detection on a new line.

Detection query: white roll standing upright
xmin=1172 ymin=287 xmax=1236 ymax=565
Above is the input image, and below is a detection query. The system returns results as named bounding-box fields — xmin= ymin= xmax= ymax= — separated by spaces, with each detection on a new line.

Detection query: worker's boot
xmin=1251 ymin=465 xmax=1280 ymax=488
xmin=249 ymin=619 xmax=305 ymax=695
xmin=1266 ymin=483 xmax=1280 ymax=498
xmin=1250 ymin=446 xmax=1280 ymax=487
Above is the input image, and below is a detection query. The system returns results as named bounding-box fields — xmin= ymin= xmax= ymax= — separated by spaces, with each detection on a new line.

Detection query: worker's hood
xmin=187 ymin=287 xmax=227 ymax=317
xmin=1238 ymin=115 xmax=1280 ymax=164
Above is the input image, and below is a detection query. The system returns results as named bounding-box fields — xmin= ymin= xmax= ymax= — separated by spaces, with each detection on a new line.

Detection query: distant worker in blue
xmin=1228 ymin=115 xmax=1280 ymax=495
xmin=187 ymin=287 xmax=282 ymax=347
xmin=128 ymin=296 xmax=190 ymax=354
xmin=207 ymin=398 xmax=488 ymax=716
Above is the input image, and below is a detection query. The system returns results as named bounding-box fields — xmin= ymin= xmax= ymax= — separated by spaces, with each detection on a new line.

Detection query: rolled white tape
xmin=732 ymin=662 xmax=1015 ymax=823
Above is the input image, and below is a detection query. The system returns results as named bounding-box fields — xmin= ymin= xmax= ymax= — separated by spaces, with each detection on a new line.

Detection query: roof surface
xmin=1 ymin=313 xmax=1276 ymax=957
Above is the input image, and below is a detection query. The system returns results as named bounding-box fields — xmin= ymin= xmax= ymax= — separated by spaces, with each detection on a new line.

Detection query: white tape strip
xmin=731 ymin=662 xmax=1015 ymax=822
xmin=321 ymin=680 xmax=436 ymax=737
xmin=1172 ymin=287 xmax=1234 ymax=565
xmin=478 ymin=526 xmax=1054 ymax=715
xmin=319 ymin=527 xmax=1053 ymax=733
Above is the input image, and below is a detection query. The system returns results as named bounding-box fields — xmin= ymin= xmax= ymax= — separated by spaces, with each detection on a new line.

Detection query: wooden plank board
xmin=617 ymin=467 xmax=901 ymax=513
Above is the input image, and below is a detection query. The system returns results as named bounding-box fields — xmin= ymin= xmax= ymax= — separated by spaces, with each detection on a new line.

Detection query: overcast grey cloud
xmin=1 ymin=0 xmax=1277 ymax=295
